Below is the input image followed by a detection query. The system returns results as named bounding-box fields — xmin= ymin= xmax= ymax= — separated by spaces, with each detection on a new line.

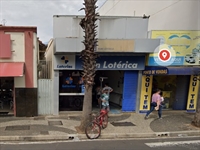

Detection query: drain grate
xmin=5 ymin=125 xmax=30 ymax=130
xmin=48 ymin=121 xmax=63 ymax=126
xmin=111 ymin=122 xmax=136 ymax=127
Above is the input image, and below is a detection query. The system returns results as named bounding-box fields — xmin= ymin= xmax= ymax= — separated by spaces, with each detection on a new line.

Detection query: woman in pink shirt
xmin=145 ymin=89 xmax=162 ymax=119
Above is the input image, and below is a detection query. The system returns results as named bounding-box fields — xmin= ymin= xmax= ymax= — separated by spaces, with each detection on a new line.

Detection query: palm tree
xmin=78 ymin=0 xmax=99 ymax=132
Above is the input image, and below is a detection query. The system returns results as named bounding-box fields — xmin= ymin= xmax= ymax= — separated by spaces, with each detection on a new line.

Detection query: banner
xmin=54 ymin=55 xmax=146 ymax=70
xmin=148 ymin=30 xmax=200 ymax=66
xmin=139 ymin=75 xmax=153 ymax=113
xmin=186 ymin=75 xmax=200 ymax=112
xmin=76 ymin=55 xmax=145 ymax=70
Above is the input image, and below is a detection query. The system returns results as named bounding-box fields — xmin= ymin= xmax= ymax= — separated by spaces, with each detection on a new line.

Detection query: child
xmin=101 ymin=90 xmax=110 ymax=112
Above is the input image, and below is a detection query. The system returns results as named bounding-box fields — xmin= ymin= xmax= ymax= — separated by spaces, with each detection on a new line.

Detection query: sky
xmin=0 ymin=0 xmax=106 ymax=43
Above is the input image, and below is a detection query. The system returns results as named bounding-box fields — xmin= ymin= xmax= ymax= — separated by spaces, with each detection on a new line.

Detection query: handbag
xmin=150 ymin=102 xmax=157 ymax=107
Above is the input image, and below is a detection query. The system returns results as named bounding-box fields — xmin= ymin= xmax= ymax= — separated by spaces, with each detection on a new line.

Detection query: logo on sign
xmin=57 ymin=56 xmax=73 ymax=68
xmin=61 ymin=56 xmax=69 ymax=64
xmin=158 ymin=49 xmax=171 ymax=62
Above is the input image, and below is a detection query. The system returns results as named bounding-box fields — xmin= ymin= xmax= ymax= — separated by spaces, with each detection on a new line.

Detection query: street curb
xmin=0 ymin=130 xmax=199 ymax=141
xmin=0 ymin=135 xmax=72 ymax=141
xmin=169 ymin=130 xmax=200 ymax=137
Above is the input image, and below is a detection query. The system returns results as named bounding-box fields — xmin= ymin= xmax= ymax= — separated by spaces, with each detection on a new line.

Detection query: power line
xmin=150 ymin=0 xmax=182 ymax=16
xmin=100 ymin=0 xmax=186 ymax=16
xmin=103 ymin=0 xmax=121 ymax=15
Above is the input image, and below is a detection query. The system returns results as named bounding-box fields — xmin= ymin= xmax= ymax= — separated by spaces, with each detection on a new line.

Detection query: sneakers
xmin=144 ymin=116 xmax=149 ymax=120
xmin=158 ymin=117 xmax=162 ymax=120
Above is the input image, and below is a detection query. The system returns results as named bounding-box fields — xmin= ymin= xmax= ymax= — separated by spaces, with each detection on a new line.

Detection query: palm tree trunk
xmin=78 ymin=0 xmax=99 ymax=132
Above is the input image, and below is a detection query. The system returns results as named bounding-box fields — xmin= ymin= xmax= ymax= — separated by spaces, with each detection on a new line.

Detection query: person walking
xmin=145 ymin=89 xmax=163 ymax=119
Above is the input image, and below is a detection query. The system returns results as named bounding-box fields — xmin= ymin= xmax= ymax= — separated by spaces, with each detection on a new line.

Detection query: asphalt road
xmin=0 ymin=137 xmax=200 ymax=150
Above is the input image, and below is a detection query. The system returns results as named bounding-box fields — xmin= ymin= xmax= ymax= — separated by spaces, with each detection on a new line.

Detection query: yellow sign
xmin=97 ymin=39 xmax=134 ymax=52
xmin=186 ymin=75 xmax=200 ymax=112
xmin=139 ymin=75 xmax=153 ymax=112
xmin=149 ymin=30 xmax=200 ymax=66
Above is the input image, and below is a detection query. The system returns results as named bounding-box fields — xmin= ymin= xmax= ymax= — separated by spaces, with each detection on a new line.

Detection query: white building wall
xmin=53 ymin=16 xmax=82 ymax=38
xmin=53 ymin=15 xmax=149 ymax=39
xmin=14 ymin=76 xmax=25 ymax=88
xmin=98 ymin=0 xmax=200 ymax=30
xmin=0 ymin=32 xmax=26 ymax=88
xmin=0 ymin=32 xmax=25 ymax=62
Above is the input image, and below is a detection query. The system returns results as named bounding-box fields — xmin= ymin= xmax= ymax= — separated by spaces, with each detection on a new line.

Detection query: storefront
xmin=0 ymin=77 xmax=14 ymax=115
xmin=139 ymin=66 xmax=200 ymax=113
xmin=138 ymin=30 xmax=200 ymax=113
xmin=54 ymin=54 xmax=146 ymax=112
xmin=0 ymin=62 xmax=26 ymax=116
xmin=0 ymin=26 xmax=38 ymax=117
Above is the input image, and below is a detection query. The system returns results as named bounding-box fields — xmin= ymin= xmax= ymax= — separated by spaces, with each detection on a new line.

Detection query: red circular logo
xmin=158 ymin=49 xmax=171 ymax=62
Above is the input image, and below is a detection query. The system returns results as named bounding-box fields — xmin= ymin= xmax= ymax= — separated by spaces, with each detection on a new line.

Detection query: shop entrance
xmin=152 ymin=75 xmax=190 ymax=110
xmin=93 ymin=71 xmax=123 ymax=113
xmin=0 ymin=77 xmax=14 ymax=116
xmin=58 ymin=70 xmax=123 ymax=112
xmin=59 ymin=70 xmax=84 ymax=111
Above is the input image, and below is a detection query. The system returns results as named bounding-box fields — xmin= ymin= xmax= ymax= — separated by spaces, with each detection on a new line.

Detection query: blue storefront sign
xmin=148 ymin=56 xmax=185 ymax=66
xmin=75 ymin=55 xmax=145 ymax=70
xmin=142 ymin=66 xmax=169 ymax=75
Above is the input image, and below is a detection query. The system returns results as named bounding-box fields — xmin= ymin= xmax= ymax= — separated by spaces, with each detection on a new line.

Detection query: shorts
xmin=102 ymin=105 xmax=110 ymax=111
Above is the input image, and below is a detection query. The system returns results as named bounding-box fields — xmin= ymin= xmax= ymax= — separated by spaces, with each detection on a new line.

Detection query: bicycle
xmin=85 ymin=108 xmax=109 ymax=139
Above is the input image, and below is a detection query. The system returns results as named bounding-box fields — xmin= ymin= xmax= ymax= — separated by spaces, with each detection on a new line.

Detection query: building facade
xmin=42 ymin=15 xmax=160 ymax=115
xmin=98 ymin=1 xmax=200 ymax=112
xmin=0 ymin=26 xmax=38 ymax=117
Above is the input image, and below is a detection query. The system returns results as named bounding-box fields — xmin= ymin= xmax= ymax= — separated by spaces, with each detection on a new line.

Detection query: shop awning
xmin=0 ymin=62 xmax=24 ymax=77
xmin=143 ymin=66 xmax=200 ymax=75
xmin=167 ymin=67 xmax=200 ymax=75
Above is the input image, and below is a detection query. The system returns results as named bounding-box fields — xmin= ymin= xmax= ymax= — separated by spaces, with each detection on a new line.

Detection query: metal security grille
xmin=122 ymin=71 xmax=138 ymax=111
xmin=38 ymin=79 xmax=53 ymax=115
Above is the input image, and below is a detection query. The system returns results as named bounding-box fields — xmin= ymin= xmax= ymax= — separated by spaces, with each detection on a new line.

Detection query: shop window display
xmin=59 ymin=71 xmax=84 ymax=93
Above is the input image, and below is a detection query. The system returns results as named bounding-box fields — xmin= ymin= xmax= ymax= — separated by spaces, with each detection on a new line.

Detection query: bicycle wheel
xmin=85 ymin=122 xmax=101 ymax=139
xmin=102 ymin=114 xmax=108 ymax=129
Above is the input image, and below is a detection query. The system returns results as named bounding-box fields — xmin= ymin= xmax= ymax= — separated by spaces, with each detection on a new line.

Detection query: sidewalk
xmin=0 ymin=110 xmax=199 ymax=141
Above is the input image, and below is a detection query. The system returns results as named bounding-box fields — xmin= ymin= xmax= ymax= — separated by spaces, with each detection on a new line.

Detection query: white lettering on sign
xmin=143 ymin=69 xmax=168 ymax=75
xmin=96 ymin=61 xmax=138 ymax=69
xmin=57 ymin=65 xmax=73 ymax=68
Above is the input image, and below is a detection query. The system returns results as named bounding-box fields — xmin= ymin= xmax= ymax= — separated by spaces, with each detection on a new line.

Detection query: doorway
xmin=93 ymin=70 xmax=123 ymax=113
xmin=152 ymin=75 xmax=190 ymax=110
xmin=0 ymin=77 xmax=14 ymax=116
